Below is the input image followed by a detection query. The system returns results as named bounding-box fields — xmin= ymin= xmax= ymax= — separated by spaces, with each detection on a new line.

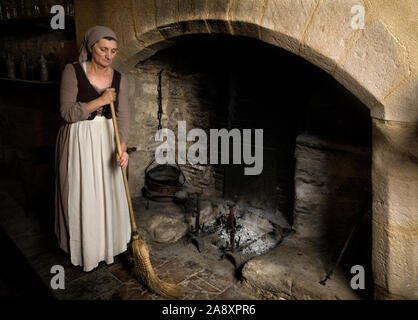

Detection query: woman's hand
xmin=86 ymin=88 xmax=116 ymax=114
xmin=99 ymin=88 xmax=116 ymax=105
xmin=116 ymin=151 xmax=129 ymax=169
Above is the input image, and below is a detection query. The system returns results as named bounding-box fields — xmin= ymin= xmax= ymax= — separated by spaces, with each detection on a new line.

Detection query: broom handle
xmin=109 ymin=101 xmax=138 ymax=234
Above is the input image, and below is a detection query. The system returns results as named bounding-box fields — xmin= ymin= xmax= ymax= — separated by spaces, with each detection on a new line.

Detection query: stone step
xmin=241 ymin=236 xmax=363 ymax=300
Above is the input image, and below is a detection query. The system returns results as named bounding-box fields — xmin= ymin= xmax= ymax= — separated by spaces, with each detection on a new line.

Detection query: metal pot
xmin=143 ymin=159 xmax=186 ymax=201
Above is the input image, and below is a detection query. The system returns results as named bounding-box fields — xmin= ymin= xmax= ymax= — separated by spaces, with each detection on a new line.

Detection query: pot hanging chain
xmin=157 ymin=69 xmax=163 ymax=134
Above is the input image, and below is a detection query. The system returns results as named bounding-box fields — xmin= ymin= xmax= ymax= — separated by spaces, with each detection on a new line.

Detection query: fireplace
xmin=127 ymin=34 xmax=373 ymax=298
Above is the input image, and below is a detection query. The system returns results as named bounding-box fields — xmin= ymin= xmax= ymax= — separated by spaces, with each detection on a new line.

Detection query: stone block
xmin=205 ymin=0 xmax=233 ymax=21
xmin=158 ymin=24 xmax=184 ymax=40
xmin=229 ymin=0 xmax=267 ymax=25
xmin=97 ymin=0 xmax=137 ymax=48
xmin=241 ymin=238 xmax=359 ymax=300
xmin=131 ymin=0 xmax=160 ymax=36
xmin=178 ymin=20 xmax=210 ymax=35
xmin=335 ymin=21 xmax=410 ymax=113
xmin=206 ymin=19 xmax=231 ymax=34
xmin=145 ymin=209 xmax=188 ymax=243
xmin=300 ymin=0 xmax=365 ymax=74
xmin=259 ymin=26 xmax=300 ymax=54
xmin=379 ymin=76 xmax=418 ymax=122
xmin=229 ymin=20 xmax=260 ymax=40
xmin=74 ymin=0 xmax=98 ymax=47
xmin=177 ymin=0 xmax=207 ymax=22
xmin=371 ymin=119 xmax=418 ymax=299
xmin=155 ymin=0 xmax=179 ymax=27
xmin=259 ymin=0 xmax=317 ymax=55
xmin=137 ymin=29 xmax=165 ymax=49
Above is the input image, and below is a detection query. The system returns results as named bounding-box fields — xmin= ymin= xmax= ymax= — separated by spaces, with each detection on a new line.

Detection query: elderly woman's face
xmin=91 ymin=38 xmax=118 ymax=67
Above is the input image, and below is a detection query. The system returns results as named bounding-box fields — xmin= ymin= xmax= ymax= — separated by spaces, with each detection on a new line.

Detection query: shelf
xmin=0 ymin=14 xmax=75 ymax=36
xmin=0 ymin=77 xmax=58 ymax=85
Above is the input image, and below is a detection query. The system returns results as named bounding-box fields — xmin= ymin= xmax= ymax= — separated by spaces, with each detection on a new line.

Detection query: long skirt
xmin=54 ymin=115 xmax=131 ymax=272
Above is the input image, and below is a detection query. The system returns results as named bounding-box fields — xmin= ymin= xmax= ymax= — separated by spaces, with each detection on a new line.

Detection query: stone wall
xmin=293 ymin=134 xmax=371 ymax=252
xmin=372 ymin=119 xmax=418 ymax=299
xmin=126 ymin=46 xmax=219 ymax=198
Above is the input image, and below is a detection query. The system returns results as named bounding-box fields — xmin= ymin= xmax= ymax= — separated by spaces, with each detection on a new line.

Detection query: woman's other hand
xmin=100 ymin=88 xmax=116 ymax=105
xmin=116 ymin=151 xmax=129 ymax=169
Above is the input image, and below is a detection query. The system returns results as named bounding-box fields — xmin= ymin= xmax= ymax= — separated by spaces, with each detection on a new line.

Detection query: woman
xmin=54 ymin=26 xmax=131 ymax=272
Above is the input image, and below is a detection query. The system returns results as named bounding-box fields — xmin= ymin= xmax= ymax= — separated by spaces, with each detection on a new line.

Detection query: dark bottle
xmin=39 ymin=0 xmax=48 ymax=15
xmin=47 ymin=52 xmax=57 ymax=81
xmin=4 ymin=1 xmax=11 ymax=19
xmin=24 ymin=0 xmax=32 ymax=16
xmin=9 ymin=0 xmax=18 ymax=19
xmin=17 ymin=0 xmax=25 ymax=18
xmin=0 ymin=1 xmax=4 ymax=20
xmin=0 ymin=51 xmax=7 ymax=77
xmin=20 ymin=52 xmax=27 ymax=79
xmin=39 ymin=53 xmax=48 ymax=81
xmin=64 ymin=0 xmax=73 ymax=16
xmin=33 ymin=0 xmax=40 ymax=15
xmin=27 ymin=55 xmax=34 ymax=80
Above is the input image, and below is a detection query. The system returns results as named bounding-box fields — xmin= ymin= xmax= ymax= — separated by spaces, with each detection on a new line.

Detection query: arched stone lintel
xmin=113 ymin=20 xmax=387 ymax=120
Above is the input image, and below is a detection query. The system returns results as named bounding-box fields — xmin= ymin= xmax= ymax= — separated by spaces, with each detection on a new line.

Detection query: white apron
xmin=67 ymin=115 xmax=131 ymax=272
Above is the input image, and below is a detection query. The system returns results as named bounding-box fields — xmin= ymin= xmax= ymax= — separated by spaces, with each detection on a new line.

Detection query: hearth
xmin=130 ymin=34 xmax=372 ymax=298
xmin=180 ymin=193 xmax=291 ymax=268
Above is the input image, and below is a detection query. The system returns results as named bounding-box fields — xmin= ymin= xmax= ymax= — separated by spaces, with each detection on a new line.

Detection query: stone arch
xmin=115 ymin=19 xmax=383 ymax=115
xmin=106 ymin=0 xmax=416 ymax=123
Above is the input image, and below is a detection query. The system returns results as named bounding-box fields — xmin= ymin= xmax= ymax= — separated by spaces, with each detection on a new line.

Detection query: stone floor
xmin=241 ymin=236 xmax=364 ymax=300
xmin=0 ymin=181 xmax=258 ymax=300
xmin=0 ymin=176 xmax=369 ymax=300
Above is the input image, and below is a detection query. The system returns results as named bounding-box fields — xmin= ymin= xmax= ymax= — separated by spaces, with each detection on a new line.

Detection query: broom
xmin=109 ymin=100 xmax=183 ymax=299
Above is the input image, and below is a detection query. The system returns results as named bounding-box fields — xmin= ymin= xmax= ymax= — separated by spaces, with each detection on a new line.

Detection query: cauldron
xmin=143 ymin=160 xmax=186 ymax=201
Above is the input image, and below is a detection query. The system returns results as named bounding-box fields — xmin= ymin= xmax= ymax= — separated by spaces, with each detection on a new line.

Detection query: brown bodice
xmin=72 ymin=62 xmax=121 ymax=120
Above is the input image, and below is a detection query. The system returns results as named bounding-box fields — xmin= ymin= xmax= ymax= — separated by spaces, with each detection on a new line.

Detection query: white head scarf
xmin=78 ymin=25 xmax=118 ymax=64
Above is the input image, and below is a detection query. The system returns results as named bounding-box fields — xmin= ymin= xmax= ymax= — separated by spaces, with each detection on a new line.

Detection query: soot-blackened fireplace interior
xmin=132 ymin=34 xmax=373 ymax=298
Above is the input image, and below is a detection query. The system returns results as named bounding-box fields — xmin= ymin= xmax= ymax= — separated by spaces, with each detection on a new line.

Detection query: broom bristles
xmin=130 ymin=238 xmax=183 ymax=299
